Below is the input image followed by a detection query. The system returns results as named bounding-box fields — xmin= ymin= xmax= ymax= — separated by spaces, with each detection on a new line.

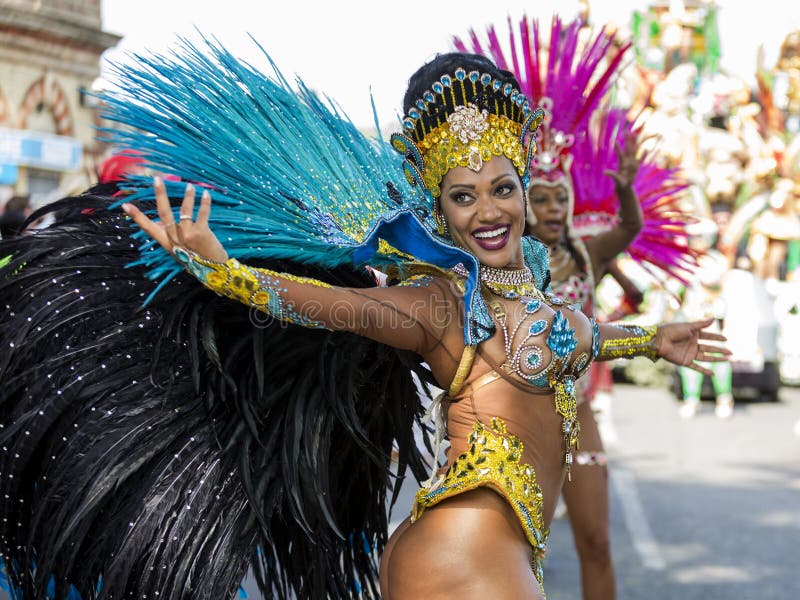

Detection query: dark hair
xmin=4 ymin=195 xmax=30 ymax=213
xmin=402 ymin=52 xmax=522 ymax=115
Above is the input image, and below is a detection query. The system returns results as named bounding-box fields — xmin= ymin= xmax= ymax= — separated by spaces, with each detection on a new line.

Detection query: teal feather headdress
xmin=99 ymin=36 xmax=552 ymax=346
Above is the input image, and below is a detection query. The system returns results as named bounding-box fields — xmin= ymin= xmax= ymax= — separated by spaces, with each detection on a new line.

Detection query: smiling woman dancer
xmin=1 ymin=42 xmax=725 ymax=600
xmin=121 ymin=52 xmax=725 ymax=599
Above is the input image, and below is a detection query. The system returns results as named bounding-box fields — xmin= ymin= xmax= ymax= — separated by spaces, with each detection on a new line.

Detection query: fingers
xmin=688 ymin=363 xmax=714 ymax=377
xmin=698 ymin=330 xmax=726 ymax=341
xmin=121 ymin=202 xmax=173 ymax=251
xmin=615 ymin=140 xmax=624 ymax=161
xmin=196 ymin=189 xmax=212 ymax=226
xmin=697 ymin=343 xmax=732 ymax=356
xmin=153 ymin=176 xmax=173 ymax=225
xmin=691 ymin=317 xmax=715 ymax=330
xmin=180 ymin=183 xmax=196 ymax=222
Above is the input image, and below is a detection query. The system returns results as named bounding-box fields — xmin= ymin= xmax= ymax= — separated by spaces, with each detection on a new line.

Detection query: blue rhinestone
xmin=525 ymin=299 xmax=541 ymax=313
xmin=409 ymin=108 xmax=419 ymax=119
xmin=423 ymin=91 xmax=434 ymax=103
xmin=416 ymin=99 xmax=426 ymax=110
xmin=441 ymin=75 xmax=452 ymax=87
xmin=529 ymin=319 xmax=548 ymax=335
xmin=511 ymin=91 xmax=518 ymax=102
xmin=503 ymin=83 xmax=513 ymax=95
xmin=455 ymin=68 xmax=466 ymax=80
xmin=432 ymin=82 xmax=444 ymax=94
xmin=493 ymin=79 xmax=502 ymax=91
xmin=480 ymin=73 xmax=492 ymax=85
xmin=504 ymin=291 xmax=519 ymax=299
xmin=469 ymin=70 xmax=479 ymax=82
xmin=403 ymin=120 xmax=414 ymax=131
xmin=526 ymin=352 xmax=542 ymax=368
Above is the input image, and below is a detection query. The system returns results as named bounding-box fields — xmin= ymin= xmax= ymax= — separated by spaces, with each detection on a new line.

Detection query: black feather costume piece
xmin=0 ymin=191 xmax=433 ymax=599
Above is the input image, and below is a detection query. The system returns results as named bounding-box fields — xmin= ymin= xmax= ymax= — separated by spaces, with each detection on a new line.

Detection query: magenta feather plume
xmin=454 ymin=14 xmax=698 ymax=282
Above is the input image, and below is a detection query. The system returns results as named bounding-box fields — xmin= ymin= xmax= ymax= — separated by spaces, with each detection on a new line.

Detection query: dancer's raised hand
xmin=656 ymin=317 xmax=731 ymax=376
xmin=121 ymin=176 xmax=228 ymax=263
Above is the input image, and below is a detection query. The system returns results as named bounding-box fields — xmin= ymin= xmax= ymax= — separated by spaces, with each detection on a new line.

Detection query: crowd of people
xmin=0 ymin=8 xmax=797 ymax=600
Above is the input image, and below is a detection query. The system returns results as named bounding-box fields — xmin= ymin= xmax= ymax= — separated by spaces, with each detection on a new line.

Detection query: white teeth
xmin=473 ymin=226 xmax=508 ymax=239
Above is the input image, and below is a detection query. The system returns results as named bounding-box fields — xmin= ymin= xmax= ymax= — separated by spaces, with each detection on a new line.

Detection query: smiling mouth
xmin=471 ymin=224 xmax=510 ymax=250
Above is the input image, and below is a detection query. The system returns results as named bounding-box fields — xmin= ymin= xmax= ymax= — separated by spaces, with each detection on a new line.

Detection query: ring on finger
xmin=163 ymin=220 xmax=176 ymax=228
xmin=179 ymin=214 xmax=193 ymax=221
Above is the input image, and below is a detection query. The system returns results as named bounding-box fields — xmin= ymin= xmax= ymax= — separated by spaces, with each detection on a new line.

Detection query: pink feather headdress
xmin=454 ymin=15 xmax=699 ymax=283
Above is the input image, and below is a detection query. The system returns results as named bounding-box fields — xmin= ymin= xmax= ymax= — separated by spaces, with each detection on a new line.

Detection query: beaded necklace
xmin=453 ymin=263 xmax=544 ymax=300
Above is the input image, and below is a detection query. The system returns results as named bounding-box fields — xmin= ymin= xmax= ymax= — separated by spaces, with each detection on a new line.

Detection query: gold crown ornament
xmin=391 ymin=68 xmax=545 ymax=210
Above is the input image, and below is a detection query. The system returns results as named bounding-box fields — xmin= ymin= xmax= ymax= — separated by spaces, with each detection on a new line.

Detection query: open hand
xmin=603 ymin=130 xmax=641 ymax=190
xmin=656 ymin=317 xmax=731 ymax=376
xmin=121 ymin=176 xmax=228 ymax=263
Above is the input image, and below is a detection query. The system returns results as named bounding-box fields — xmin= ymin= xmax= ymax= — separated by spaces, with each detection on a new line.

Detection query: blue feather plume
xmin=98 ymin=35 xmax=429 ymax=285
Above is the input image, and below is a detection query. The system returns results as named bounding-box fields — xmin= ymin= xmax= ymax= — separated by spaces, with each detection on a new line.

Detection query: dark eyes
xmin=450 ymin=182 xmax=516 ymax=204
xmin=531 ymin=194 xmax=568 ymax=204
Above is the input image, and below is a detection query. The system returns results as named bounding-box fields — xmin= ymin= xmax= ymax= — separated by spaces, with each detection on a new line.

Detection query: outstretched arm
xmin=585 ymin=131 xmax=644 ymax=278
xmin=596 ymin=318 xmax=730 ymax=376
xmin=122 ymin=178 xmax=455 ymax=355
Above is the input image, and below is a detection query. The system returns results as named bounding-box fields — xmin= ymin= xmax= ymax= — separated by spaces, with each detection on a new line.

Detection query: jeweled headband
xmin=391 ymin=68 xmax=545 ymax=203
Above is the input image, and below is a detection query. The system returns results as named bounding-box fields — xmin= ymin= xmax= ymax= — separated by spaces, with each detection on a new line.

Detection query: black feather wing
xmin=0 ymin=192 xmax=431 ymax=599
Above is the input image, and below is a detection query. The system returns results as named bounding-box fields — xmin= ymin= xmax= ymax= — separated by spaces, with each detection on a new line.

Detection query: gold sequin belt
xmin=411 ymin=417 xmax=548 ymax=590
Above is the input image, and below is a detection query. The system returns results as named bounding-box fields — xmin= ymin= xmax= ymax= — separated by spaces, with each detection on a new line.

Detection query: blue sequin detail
xmin=529 ymin=319 xmax=548 ymax=336
xmin=525 ymin=298 xmax=541 ymax=313
xmin=547 ymin=310 xmax=578 ymax=357
xmin=526 ymin=351 xmax=542 ymax=369
xmin=515 ymin=500 xmax=535 ymax=539
xmin=529 ymin=373 xmax=549 ymax=387
xmin=424 ymin=483 xmax=460 ymax=500
xmin=592 ymin=319 xmax=600 ymax=358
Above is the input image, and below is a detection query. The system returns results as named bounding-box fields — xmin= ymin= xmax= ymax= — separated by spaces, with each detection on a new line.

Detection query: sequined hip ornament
xmin=412 ymin=417 xmax=548 ymax=592
xmin=550 ymin=377 xmax=579 ymax=479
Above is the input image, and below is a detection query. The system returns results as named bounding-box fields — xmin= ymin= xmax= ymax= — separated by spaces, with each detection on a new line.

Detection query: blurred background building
xmin=0 ymin=0 xmax=119 ymax=208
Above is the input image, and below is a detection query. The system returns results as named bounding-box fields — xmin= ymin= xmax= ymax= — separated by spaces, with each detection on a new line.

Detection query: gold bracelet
xmin=597 ymin=324 xmax=659 ymax=361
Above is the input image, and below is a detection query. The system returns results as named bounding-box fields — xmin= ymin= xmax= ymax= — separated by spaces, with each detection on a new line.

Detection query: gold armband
xmin=173 ymin=246 xmax=332 ymax=329
xmin=597 ymin=324 xmax=659 ymax=361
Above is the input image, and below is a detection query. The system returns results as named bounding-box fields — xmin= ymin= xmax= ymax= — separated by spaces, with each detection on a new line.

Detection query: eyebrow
xmin=445 ymin=173 xmax=515 ymax=191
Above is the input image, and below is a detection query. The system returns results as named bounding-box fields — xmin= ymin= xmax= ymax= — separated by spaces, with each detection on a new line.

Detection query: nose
xmin=545 ymin=198 xmax=564 ymax=213
xmin=475 ymin=194 xmax=502 ymax=223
